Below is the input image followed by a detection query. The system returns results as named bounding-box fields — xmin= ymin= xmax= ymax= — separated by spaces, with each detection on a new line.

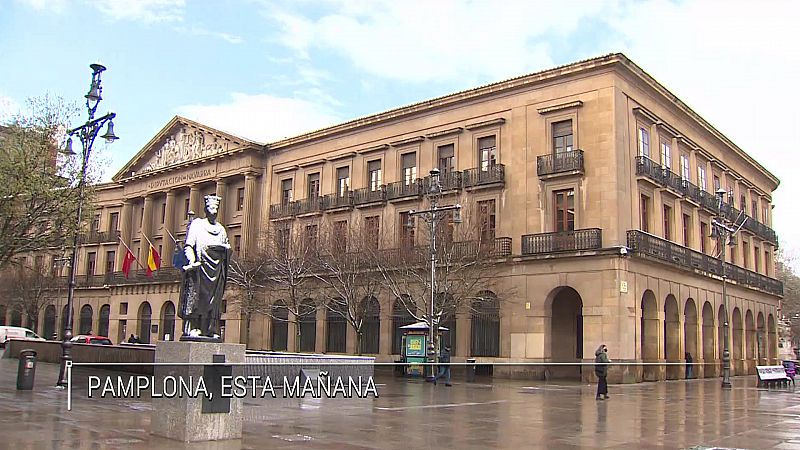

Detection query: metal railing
xmin=635 ymin=156 xmax=777 ymax=244
xmin=462 ymin=164 xmax=505 ymax=188
xmin=269 ymin=202 xmax=298 ymax=219
xmin=296 ymin=196 xmax=324 ymax=215
xmin=423 ymin=170 xmax=462 ymax=191
xmin=79 ymin=230 xmax=120 ymax=244
xmin=386 ymin=179 xmax=421 ymax=200
xmin=626 ymin=230 xmax=783 ymax=296
xmin=353 ymin=186 xmax=386 ymax=205
xmin=536 ymin=150 xmax=584 ymax=177
xmin=521 ymin=228 xmax=602 ymax=255
xmin=323 ymin=192 xmax=353 ymax=210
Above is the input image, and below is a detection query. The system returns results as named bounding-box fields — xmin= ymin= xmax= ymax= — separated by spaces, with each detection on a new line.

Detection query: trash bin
xmin=465 ymin=358 xmax=476 ymax=382
xmin=17 ymin=349 xmax=37 ymax=390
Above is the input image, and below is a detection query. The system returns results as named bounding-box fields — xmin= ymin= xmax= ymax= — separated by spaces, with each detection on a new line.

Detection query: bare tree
xmin=227 ymin=251 xmax=270 ymax=348
xmin=314 ymin=217 xmax=384 ymax=354
xmin=0 ymin=263 xmax=57 ymax=332
xmin=0 ymin=96 xmax=99 ymax=268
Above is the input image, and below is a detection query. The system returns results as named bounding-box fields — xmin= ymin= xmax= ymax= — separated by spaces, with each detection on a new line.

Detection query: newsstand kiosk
xmin=400 ymin=322 xmax=449 ymax=378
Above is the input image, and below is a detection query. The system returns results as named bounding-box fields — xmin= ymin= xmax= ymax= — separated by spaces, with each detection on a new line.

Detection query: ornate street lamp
xmin=56 ymin=63 xmax=119 ymax=387
xmin=408 ymin=168 xmax=461 ymax=378
xmin=711 ymin=187 xmax=742 ymax=389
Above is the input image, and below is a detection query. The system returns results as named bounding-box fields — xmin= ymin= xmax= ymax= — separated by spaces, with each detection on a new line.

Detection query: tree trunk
xmin=243 ymin=312 xmax=252 ymax=348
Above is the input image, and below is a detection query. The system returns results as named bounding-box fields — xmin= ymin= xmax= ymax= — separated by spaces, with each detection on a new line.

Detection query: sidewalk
xmin=1 ymin=358 xmax=800 ymax=449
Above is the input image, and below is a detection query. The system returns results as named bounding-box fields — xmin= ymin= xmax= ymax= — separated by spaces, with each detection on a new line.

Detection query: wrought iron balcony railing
xmin=269 ymin=201 xmax=298 ymax=219
xmin=323 ymin=192 xmax=353 ymax=210
xmin=537 ymin=150 xmax=584 ymax=177
xmin=79 ymin=230 xmax=120 ymax=244
xmin=462 ymin=164 xmax=505 ymax=188
xmin=423 ymin=170 xmax=463 ymax=192
xmin=353 ymin=186 xmax=386 ymax=205
xmin=296 ymin=196 xmax=324 ymax=215
xmin=521 ymin=228 xmax=602 ymax=255
xmin=386 ymin=179 xmax=421 ymax=200
xmin=626 ymin=230 xmax=783 ymax=296
xmin=635 ymin=156 xmax=778 ymax=245
xmin=69 ymin=267 xmax=183 ymax=288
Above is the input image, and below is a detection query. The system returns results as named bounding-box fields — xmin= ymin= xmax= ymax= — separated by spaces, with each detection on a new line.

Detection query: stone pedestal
xmin=151 ymin=341 xmax=246 ymax=442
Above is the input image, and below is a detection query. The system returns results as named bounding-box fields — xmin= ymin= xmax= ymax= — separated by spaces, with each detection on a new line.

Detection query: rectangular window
xmin=743 ymin=241 xmax=750 ymax=268
xmin=713 ymin=175 xmax=721 ymax=192
xmin=400 ymin=212 xmax=415 ymax=248
xmin=762 ymin=205 xmax=769 ymax=224
xmin=139 ymin=208 xmax=144 ymax=229
xmin=740 ymin=194 xmax=746 ymax=213
xmin=234 ymin=235 xmax=241 ymax=254
xmin=305 ymin=224 xmax=318 ymax=251
xmin=281 ymin=179 xmax=293 ymax=205
xmin=92 ymin=214 xmax=101 ymax=231
xmin=184 ymin=198 xmax=190 ymax=217
xmin=727 ymin=185 xmax=734 ymax=204
xmin=106 ymin=250 xmax=115 ymax=274
xmin=276 ymin=226 xmax=291 ymax=257
xmin=638 ymin=127 xmax=650 ymax=158
xmin=765 ymin=250 xmax=771 ymax=276
xmin=120 ymin=302 xmax=128 ymax=315
xmin=334 ymin=220 xmax=348 ymax=253
xmin=109 ymin=212 xmax=119 ymax=232
xmin=697 ymin=166 xmax=707 ymax=192
xmin=552 ymin=120 xmax=573 ymax=153
xmin=680 ymin=154 xmax=690 ymax=182
xmin=682 ymin=213 xmax=691 ymax=247
xmin=401 ymin=153 xmax=417 ymax=185
xmin=754 ymin=245 xmax=760 ymax=273
xmin=554 ymin=189 xmax=575 ymax=232
xmin=367 ymin=160 xmax=382 ymax=191
xmin=751 ymin=200 xmax=758 ymax=218
xmin=87 ymin=252 xmax=97 ymax=277
xmin=161 ymin=203 xmax=166 ymax=224
xmin=336 ymin=166 xmax=350 ymax=197
xmin=307 ymin=173 xmax=320 ymax=198
xmin=660 ymin=141 xmax=671 ymax=170
xmin=438 ymin=144 xmax=455 ymax=173
xmin=34 ymin=255 xmax=43 ymax=271
xmin=478 ymin=199 xmax=497 ymax=242
xmin=640 ymin=194 xmax=650 ymax=233
xmin=663 ymin=205 xmax=673 ymax=241
xmin=237 ymin=187 xmax=245 ymax=211
xmin=364 ymin=216 xmax=380 ymax=250
xmin=700 ymin=222 xmax=708 ymax=254
xmin=478 ymin=136 xmax=497 ymax=171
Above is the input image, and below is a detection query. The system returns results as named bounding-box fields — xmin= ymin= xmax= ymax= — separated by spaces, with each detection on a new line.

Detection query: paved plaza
xmin=1 ymin=359 xmax=800 ymax=449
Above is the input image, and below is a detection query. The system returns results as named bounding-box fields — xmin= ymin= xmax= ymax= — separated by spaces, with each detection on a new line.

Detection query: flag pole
xmin=165 ymin=228 xmax=181 ymax=247
xmin=141 ymin=234 xmax=162 ymax=270
xmin=117 ymin=236 xmax=147 ymax=270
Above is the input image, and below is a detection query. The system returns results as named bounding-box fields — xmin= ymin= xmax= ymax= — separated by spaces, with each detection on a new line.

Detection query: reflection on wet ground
xmin=1 ymin=359 xmax=800 ymax=449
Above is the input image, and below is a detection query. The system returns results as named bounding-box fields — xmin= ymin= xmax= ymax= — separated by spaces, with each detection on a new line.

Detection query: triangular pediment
xmin=113 ymin=116 xmax=261 ymax=181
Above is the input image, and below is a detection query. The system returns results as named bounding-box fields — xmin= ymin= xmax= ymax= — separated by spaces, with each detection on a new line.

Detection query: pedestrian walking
xmin=433 ymin=345 xmax=452 ymax=386
xmin=685 ymin=352 xmax=693 ymax=379
xmin=595 ymin=344 xmax=610 ymax=400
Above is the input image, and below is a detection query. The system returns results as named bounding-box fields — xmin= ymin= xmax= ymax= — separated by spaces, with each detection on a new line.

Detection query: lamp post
xmin=56 ymin=63 xmax=119 ymax=387
xmin=408 ymin=168 xmax=461 ymax=379
xmin=712 ymin=187 xmax=738 ymax=389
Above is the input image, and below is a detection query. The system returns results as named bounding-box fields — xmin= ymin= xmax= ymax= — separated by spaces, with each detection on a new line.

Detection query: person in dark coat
xmin=685 ymin=352 xmax=693 ymax=379
xmin=595 ymin=344 xmax=610 ymax=400
xmin=433 ymin=345 xmax=452 ymax=386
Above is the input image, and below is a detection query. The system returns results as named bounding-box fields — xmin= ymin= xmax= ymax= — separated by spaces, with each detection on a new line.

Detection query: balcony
xmin=296 ymin=196 xmax=324 ymax=215
xmin=353 ymin=186 xmax=386 ymax=206
xmin=537 ymin=150 xmax=584 ymax=177
xmin=423 ymin=170 xmax=462 ymax=192
xmin=635 ymin=156 xmax=778 ymax=245
xmin=626 ymin=230 xmax=783 ymax=296
xmin=70 ymin=267 xmax=183 ymax=288
xmin=386 ymin=179 xmax=421 ymax=201
xmin=378 ymin=237 xmax=512 ymax=267
xmin=521 ymin=228 xmax=602 ymax=255
xmin=323 ymin=192 xmax=353 ymax=211
xmin=269 ymin=202 xmax=298 ymax=220
xmin=462 ymin=164 xmax=505 ymax=189
xmin=79 ymin=230 xmax=120 ymax=245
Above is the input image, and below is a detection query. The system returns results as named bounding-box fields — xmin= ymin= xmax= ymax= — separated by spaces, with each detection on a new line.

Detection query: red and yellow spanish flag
xmin=145 ymin=244 xmax=161 ymax=277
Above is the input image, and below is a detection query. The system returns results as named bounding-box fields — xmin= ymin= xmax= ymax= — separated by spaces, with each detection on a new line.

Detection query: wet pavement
xmin=1 ymin=359 xmax=800 ymax=449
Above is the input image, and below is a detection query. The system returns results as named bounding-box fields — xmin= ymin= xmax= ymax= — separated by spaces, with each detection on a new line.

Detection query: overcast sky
xmin=1 ymin=0 xmax=799 ymax=259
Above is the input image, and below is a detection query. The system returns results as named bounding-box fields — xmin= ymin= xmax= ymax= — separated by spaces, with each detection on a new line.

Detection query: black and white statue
xmin=178 ymin=194 xmax=231 ymax=341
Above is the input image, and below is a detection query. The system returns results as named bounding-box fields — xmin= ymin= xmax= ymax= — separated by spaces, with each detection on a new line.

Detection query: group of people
xmin=127 ymin=334 xmax=142 ymax=344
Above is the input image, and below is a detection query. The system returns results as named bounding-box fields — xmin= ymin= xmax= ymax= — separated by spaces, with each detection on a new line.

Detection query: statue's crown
xmin=204 ymin=195 xmax=221 ymax=208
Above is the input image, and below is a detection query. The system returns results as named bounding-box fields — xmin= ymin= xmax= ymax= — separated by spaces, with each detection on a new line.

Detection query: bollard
xmin=465 ymin=358 xmax=476 ymax=382
xmin=16 ymin=349 xmax=37 ymax=390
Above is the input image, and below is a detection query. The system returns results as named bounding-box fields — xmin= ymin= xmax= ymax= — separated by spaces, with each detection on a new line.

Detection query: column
xmin=189 ymin=184 xmax=202 ymax=218
xmin=141 ymin=195 xmax=154 ymax=260
xmin=215 ymin=178 xmax=228 ymax=226
xmin=241 ymin=173 xmax=258 ymax=256
xmin=117 ymin=199 xmax=134 ymax=269
xmin=163 ymin=190 xmax=176 ymax=263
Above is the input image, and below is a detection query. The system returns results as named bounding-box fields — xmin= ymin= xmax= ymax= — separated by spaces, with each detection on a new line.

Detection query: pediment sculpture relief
xmin=140 ymin=128 xmax=231 ymax=173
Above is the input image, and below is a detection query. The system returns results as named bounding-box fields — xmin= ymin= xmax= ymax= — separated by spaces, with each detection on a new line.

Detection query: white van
xmin=0 ymin=326 xmax=45 ymax=347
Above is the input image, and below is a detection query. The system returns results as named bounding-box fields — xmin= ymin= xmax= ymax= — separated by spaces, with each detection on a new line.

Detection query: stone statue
xmin=178 ymin=194 xmax=231 ymax=341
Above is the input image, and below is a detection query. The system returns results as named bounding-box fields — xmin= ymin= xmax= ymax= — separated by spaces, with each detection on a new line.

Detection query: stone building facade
xmin=2 ymin=53 xmax=782 ymax=382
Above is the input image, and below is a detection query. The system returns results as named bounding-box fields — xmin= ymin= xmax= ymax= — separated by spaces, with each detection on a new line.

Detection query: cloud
xmin=0 ymin=95 xmax=21 ymax=123
xmin=173 ymin=25 xmax=243 ymax=44
xmin=90 ymin=0 xmax=185 ymax=23
xmin=16 ymin=0 xmax=67 ymax=13
xmin=175 ymin=93 xmax=342 ymax=143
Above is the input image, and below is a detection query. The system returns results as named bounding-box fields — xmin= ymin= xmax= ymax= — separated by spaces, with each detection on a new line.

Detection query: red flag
xmin=122 ymin=249 xmax=136 ymax=278
xmin=146 ymin=245 xmax=161 ymax=277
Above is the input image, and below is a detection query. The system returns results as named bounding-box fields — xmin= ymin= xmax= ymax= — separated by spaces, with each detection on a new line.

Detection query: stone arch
xmin=10 ymin=307 xmax=22 ymax=327
xmin=745 ymin=309 xmax=756 ymax=374
xmin=756 ymin=311 xmax=766 ymax=365
xmin=471 ymin=291 xmax=500 ymax=357
xmin=326 ymin=300 xmax=347 ymax=353
xmin=270 ymin=301 xmax=288 ymax=351
xmin=768 ymin=313 xmax=777 ymax=363
xmin=545 ymin=286 xmax=583 ymax=380
xmin=641 ymin=290 xmax=660 ymax=381
xmin=684 ymin=298 xmax=698 ymax=377
xmin=701 ymin=302 xmax=715 ymax=377
xmin=138 ymin=302 xmax=152 ymax=344
xmin=160 ymin=301 xmax=175 ymax=341
xmin=360 ymin=296 xmax=380 ymax=355
xmin=98 ymin=304 xmax=111 ymax=338
xmin=732 ymin=307 xmax=743 ymax=375
xmin=664 ymin=294 xmax=680 ymax=379
xmin=298 ymin=298 xmax=316 ymax=353
xmin=392 ymin=296 xmax=416 ymax=355
xmin=43 ymin=305 xmax=56 ymax=340
xmin=79 ymin=304 xmax=93 ymax=335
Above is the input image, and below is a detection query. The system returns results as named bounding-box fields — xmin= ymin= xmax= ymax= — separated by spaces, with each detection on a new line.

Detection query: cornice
xmin=327 ymin=151 xmax=357 ymax=162
xmin=298 ymin=159 xmax=325 ymax=168
xmin=274 ymin=165 xmax=299 ymax=174
xmin=424 ymin=127 xmax=464 ymax=139
xmin=357 ymin=144 xmax=389 ymax=155
xmin=537 ymin=100 xmax=583 ymax=115
xmin=464 ymin=118 xmax=506 ymax=131
xmin=389 ymin=136 xmax=425 ymax=147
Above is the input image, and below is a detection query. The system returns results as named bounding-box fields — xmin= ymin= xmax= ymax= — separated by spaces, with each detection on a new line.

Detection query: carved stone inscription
xmin=146 ymin=168 xmax=216 ymax=190
xmin=141 ymin=128 xmax=231 ymax=173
